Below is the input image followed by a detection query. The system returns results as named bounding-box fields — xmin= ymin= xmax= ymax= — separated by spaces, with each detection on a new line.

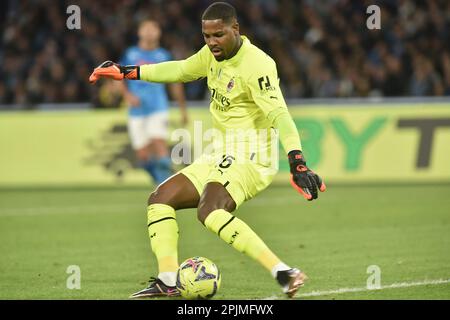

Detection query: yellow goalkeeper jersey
xmin=140 ymin=36 xmax=301 ymax=154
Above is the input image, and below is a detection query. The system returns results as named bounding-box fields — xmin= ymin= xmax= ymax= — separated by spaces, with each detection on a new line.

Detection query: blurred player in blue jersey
xmin=119 ymin=19 xmax=188 ymax=185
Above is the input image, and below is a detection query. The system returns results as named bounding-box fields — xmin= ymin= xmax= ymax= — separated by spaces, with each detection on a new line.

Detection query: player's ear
xmin=232 ymin=19 xmax=239 ymax=34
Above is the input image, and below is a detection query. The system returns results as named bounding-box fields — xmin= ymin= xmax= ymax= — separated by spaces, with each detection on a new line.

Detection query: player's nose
xmin=207 ymin=37 xmax=219 ymax=47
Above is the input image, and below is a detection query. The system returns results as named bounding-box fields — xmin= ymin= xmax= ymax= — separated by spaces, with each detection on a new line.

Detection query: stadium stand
xmin=0 ymin=0 xmax=449 ymax=108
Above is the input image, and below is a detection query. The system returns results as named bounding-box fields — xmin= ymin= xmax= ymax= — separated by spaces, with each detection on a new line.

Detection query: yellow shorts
xmin=180 ymin=153 xmax=277 ymax=208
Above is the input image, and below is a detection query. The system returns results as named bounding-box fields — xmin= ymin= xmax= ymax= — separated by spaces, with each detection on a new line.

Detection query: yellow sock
xmin=147 ymin=204 xmax=179 ymax=275
xmin=204 ymin=209 xmax=281 ymax=272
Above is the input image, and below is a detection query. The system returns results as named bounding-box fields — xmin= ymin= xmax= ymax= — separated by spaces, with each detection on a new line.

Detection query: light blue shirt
xmin=120 ymin=46 xmax=172 ymax=117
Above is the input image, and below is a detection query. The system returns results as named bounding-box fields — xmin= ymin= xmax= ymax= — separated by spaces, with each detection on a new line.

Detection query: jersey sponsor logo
xmin=258 ymin=75 xmax=276 ymax=92
xmin=211 ymin=88 xmax=231 ymax=110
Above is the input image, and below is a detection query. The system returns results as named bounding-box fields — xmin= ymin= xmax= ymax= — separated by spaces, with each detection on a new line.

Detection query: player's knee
xmin=197 ymin=200 xmax=234 ymax=225
xmin=148 ymin=184 xmax=171 ymax=206
xmin=197 ymin=191 xmax=237 ymax=224
xmin=136 ymin=148 xmax=149 ymax=162
xmin=197 ymin=201 xmax=213 ymax=225
xmin=147 ymin=190 xmax=159 ymax=206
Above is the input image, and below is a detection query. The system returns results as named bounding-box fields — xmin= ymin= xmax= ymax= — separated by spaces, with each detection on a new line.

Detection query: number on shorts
xmin=218 ymin=155 xmax=235 ymax=169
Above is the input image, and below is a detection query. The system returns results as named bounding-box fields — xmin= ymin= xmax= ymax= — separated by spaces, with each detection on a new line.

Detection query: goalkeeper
xmin=89 ymin=2 xmax=326 ymax=298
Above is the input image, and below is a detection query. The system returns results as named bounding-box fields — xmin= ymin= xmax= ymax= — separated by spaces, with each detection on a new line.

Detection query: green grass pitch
xmin=0 ymin=184 xmax=449 ymax=300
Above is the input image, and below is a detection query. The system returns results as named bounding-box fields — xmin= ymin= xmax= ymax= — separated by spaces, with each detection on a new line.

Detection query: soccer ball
xmin=176 ymin=256 xmax=221 ymax=299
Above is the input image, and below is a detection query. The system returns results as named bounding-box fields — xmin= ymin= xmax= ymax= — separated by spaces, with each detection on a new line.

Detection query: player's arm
xmin=248 ymin=61 xmax=326 ymax=201
xmin=89 ymin=46 xmax=209 ymax=84
xmin=118 ymin=81 xmax=140 ymax=107
xmin=168 ymin=83 xmax=188 ymax=126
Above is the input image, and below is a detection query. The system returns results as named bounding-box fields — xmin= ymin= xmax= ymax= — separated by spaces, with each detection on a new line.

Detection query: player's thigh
xmin=204 ymin=157 xmax=275 ymax=210
xmin=128 ymin=116 xmax=148 ymax=151
xmin=148 ymin=173 xmax=200 ymax=210
xmin=178 ymin=153 xmax=214 ymax=203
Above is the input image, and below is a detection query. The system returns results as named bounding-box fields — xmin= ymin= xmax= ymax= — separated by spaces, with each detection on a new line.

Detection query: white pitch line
xmin=262 ymin=279 xmax=450 ymax=299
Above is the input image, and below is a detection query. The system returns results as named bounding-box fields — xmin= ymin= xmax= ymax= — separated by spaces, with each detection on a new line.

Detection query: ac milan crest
xmin=226 ymin=78 xmax=235 ymax=92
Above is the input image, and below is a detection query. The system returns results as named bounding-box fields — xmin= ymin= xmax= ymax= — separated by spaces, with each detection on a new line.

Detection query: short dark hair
xmin=202 ymin=2 xmax=237 ymax=24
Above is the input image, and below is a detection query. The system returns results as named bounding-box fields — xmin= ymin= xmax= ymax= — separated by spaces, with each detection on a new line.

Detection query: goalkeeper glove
xmin=288 ymin=150 xmax=326 ymax=201
xmin=89 ymin=61 xmax=139 ymax=84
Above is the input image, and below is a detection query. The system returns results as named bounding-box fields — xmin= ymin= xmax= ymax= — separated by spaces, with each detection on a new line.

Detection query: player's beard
xmin=218 ymin=38 xmax=242 ymax=61
xmin=211 ymin=48 xmax=225 ymax=61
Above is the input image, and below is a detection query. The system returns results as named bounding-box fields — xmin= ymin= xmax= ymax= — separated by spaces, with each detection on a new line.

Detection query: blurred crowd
xmin=1 ymin=0 xmax=449 ymax=108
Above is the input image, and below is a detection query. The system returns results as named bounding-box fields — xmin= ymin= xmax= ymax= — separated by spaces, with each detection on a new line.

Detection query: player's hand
xmin=89 ymin=61 xmax=139 ymax=84
xmin=124 ymin=92 xmax=141 ymax=107
xmin=288 ymin=150 xmax=326 ymax=201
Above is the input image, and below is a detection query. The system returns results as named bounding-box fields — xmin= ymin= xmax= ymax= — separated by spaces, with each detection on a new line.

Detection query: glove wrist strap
xmin=288 ymin=150 xmax=306 ymax=164
xmin=121 ymin=65 xmax=140 ymax=80
xmin=288 ymin=150 xmax=307 ymax=174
